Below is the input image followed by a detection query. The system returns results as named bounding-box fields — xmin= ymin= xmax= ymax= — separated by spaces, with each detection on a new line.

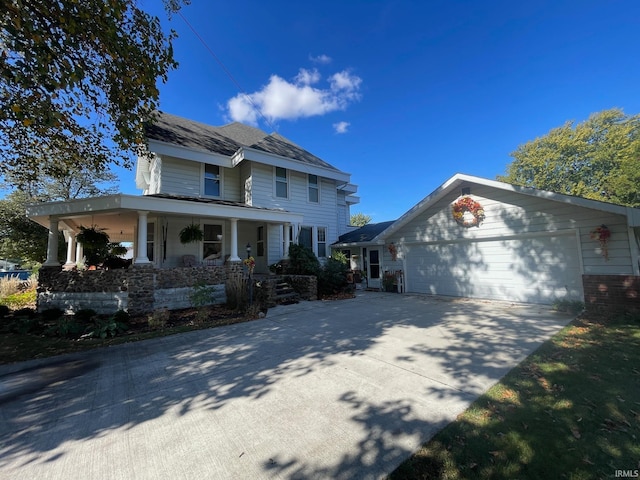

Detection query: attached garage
xmin=333 ymin=174 xmax=640 ymax=305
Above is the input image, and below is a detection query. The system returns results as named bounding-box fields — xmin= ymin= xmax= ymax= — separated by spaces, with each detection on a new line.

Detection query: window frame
xmin=275 ymin=166 xmax=288 ymax=199
xmin=202 ymin=223 xmax=223 ymax=260
xmin=317 ymin=226 xmax=327 ymax=258
xmin=202 ymin=163 xmax=222 ymax=198
xmin=308 ymin=174 xmax=319 ymax=203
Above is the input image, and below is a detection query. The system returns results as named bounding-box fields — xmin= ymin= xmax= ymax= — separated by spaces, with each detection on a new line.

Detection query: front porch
xmin=27 ymin=193 xmax=304 ymax=274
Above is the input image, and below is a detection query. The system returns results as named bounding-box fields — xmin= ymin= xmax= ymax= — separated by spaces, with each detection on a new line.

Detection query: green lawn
xmin=389 ymin=313 xmax=640 ymax=479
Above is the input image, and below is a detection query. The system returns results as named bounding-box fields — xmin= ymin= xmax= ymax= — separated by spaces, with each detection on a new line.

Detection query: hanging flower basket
xmin=452 ymin=196 xmax=485 ymax=228
xmin=179 ymin=224 xmax=204 ymax=244
xmin=590 ymin=224 xmax=611 ymax=260
xmin=387 ymin=243 xmax=397 ymax=261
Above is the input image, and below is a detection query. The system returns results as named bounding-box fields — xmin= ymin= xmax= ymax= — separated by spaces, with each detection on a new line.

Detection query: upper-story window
xmin=308 ymin=174 xmax=319 ymax=203
xmin=275 ymin=167 xmax=288 ymax=198
xmin=204 ymin=164 xmax=220 ymax=197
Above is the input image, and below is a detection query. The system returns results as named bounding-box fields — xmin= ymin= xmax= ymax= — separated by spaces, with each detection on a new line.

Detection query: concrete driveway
xmin=0 ymin=292 xmax=574 ymax=479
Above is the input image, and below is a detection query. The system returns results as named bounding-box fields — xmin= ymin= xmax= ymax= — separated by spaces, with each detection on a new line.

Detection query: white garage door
xmin=405 ymin=234 xmax=583 ymax=304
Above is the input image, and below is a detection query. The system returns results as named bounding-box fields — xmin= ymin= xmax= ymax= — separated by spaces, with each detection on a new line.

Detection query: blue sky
xmin=124 ymin=0 xmax=640 ymax=222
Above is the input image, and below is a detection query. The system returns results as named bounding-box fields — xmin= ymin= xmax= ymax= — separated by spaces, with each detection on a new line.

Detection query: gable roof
xmin=334 ymin=221 xmax=396 ymax=245
xmin=145 ymin=111 xmax=341 ymax=172
xmin=362 ymin=173 xmax=640 ymax=244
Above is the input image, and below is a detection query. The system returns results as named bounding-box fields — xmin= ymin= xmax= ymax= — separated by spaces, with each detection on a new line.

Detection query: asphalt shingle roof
xmin=335 ymin=221 xmax=396 ymax=244
xmin=145 ymin=112 xmax=340 ymax=171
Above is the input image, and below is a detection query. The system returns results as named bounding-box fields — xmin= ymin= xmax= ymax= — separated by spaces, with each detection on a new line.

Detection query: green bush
xmin=85 ymin=316 xmax=128 ymax=339
xmin=225 ymin=273 xmax=248 ymax=310
xmin=111 ymin=310 xmax=131 ymax=324
xmin=148 ymin=309 xmax=170 ymax=330
xmin=46 ymin=316 xmax=85 ymax=338
xmin=552 ymin=298 xmax=584 ymax=314
xmin=287 ymin=244 xmax=320 ymax=275
xmin=190 ymin=281 xmax=216 ymax=307
xmin=318 ymin=255 xmax=350 ymax=296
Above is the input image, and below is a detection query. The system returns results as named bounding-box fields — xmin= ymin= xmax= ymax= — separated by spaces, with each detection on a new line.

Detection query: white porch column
xmin=229 ymin=218 xmax=241 ymax=261
xmin=283 ymin=222 xmax=291 ymax=258
xmin=135 ymin=211 xmax=150 ymax=264
xmin=76 ymin=242 xmax=84 ymax=266
xmin=64 ymin=230 xmax=76 ymax=268
xmin=43 ymin=217 xmax=60 ymax=266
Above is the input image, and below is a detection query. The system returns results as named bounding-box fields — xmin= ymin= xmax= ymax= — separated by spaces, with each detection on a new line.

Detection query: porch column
xmin=43 ymin=217 xmax=60 ymax=266
xmin=76 ymin=242 xmax=84 ymax=266
xmin=135 ymin=211 xmax=150 ymax=264
xmin=283 ymin=222 xmax=291 ymax=258
xmin=63 ymin=230 xmax=76 ymax=268
xmin=229 ymin=218 xmax=241 ymax=262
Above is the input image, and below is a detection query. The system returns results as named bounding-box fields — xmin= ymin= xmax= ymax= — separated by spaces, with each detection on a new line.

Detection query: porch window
xmin=203 ymin=224 xmax=223 ymax=260
xmin=275 ymin=167 xmax=288 ymax=198
xmin=147 ymin=222 xmax=155 ymax=262
xmin=283 ymin=224 xmax=294 ymax=255
xmin=257 ymin=226 xmax=264 ymax=257
xmin=317 ymin=227 xmax=327 ymax=257
xmin=308 ymin=174 xmax=319 ymax=203
xmin=204 ymin=164 xmax=220 ymax=197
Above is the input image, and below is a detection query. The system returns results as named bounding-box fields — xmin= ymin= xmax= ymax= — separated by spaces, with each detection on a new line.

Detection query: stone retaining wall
xmin=582 ymin=275 xmax=639 ymax=314
xmin=37 ymin=264 xmax=315 ymax=315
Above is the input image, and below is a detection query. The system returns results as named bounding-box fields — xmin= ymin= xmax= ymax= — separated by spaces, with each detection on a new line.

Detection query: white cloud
xmin=227 ymin=68 xmax=362 ymax=125
xmin=333 ymin=121 xmax=350 ymax=134
xmin=309 ymin=54 xmax=332 ymax=64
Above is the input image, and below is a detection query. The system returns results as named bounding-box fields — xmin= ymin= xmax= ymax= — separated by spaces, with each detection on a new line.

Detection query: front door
xmin=367 ymin=247 xmax=382 ymax=290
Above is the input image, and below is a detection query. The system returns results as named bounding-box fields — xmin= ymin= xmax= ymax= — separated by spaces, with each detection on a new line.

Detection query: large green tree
xmin=0 ymin=0 xmax=187 ymax=189
xmin=498 ymin=109 xmax=640 ymax=207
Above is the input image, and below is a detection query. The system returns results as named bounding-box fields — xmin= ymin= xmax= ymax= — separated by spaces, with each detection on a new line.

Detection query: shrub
xmin=85 ymin=316 xmax=128 ymax=339
xmin=318 ymin=255 xmax=350 ymax=296
xmin=0 ymin=304 xmax=10 ymax=319
xmin=190 ymin=281 xmax=216 ymax=307
xmin=287 ymin=244 xmax=320 ymax=275
xmin=111 ymin=310 xmax=131 ymax=324
xmin=46 ymin=316 xmax=84 ymax=338
xmin=148 ymin=308 xmax=170 ymax=330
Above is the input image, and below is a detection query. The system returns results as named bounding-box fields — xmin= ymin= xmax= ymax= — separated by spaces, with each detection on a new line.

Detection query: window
xmin=298 ymin=226 xmax=312 ymax=250
xmin=203 ymin=224 xmax=222 ymax=260
xmin=283 ymin=225 xmax=294 ymax=255
xmin=317 ymin=227 xmax=327 ymax=257
xmin=275 ymin=167 xmax=288 ymax=198
xmin=147 ymin=222 xmax=155 ymax=262
xmin=257 ymin=226 xmax=264 ymax=257
xmin=204 ymin=164 xmax=220 ymax=197
xmin=308 ymin=174 xmax=319 ymax=202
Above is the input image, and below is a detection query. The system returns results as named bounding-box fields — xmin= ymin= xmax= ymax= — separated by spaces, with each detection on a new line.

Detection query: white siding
xmin=392 ymin=186 xmax=634 ymax=275
xmin=158 ymin=157 xmax=200 ymax=197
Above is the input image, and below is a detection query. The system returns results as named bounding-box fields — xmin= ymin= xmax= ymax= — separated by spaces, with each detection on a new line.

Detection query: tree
xmin=0 ymin=0 xmax=188 ymax=189
xmin=350 ymin=212 xmax=372 ymax=226
xmin=498 ymin=109 xmax=640 ymax=207
xmin=0 ymin=190 xmax=60 ymax=264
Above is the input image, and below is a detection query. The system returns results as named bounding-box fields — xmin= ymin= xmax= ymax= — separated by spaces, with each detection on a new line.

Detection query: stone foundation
xmin=582 ymin=275 xmax=639 ymax=314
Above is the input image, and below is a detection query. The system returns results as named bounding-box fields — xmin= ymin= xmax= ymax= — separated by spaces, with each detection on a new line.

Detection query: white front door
xmin=367 ymin=247 xmax=382 ymax=290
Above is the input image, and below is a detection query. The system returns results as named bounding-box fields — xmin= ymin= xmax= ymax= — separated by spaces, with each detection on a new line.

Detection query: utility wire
xmin=177 ymin=11 xmax=278 ymax=133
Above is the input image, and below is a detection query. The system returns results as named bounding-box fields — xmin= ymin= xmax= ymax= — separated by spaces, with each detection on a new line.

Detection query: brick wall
xmin=582 ymin=275 xmax=639 ymax=314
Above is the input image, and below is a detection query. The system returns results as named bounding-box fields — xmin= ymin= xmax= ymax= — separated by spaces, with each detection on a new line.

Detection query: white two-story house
xmin=27 ymin=112 xmax=359 ymax=273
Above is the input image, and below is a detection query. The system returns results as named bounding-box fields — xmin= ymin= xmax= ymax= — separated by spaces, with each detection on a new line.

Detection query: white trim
xmin=396 ymin=228 xmax=578 ymax=247
xmin=628 ymin=227 xmax=640 ymax=275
